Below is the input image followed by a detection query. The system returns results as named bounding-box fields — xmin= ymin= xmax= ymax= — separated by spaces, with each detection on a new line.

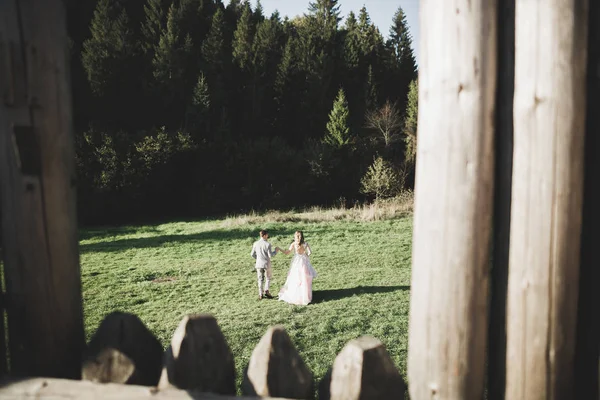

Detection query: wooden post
xmin=487 ymin=1 xmax=515 ymax=399
xmin=0 ymin=0 xmax=84 ymax=377
xmin=82 ymin=312 xmax=164 ymax=386
xmin=574 ymin=0 xmax=599 ymax=398
xmin=159 ymin=314 xmax=236 ymax=395
xmin=407 ymin=0 xmax=497 ymax=398
xmin=505 ymin=0 xmax=589 ymax=398
xmin=319 ymin=336 xmax=405 ymax=400
xmin=0 ymin=377 xmax=284 ymax=399
xmin=242 ymin=326 xmax=313 ymax=399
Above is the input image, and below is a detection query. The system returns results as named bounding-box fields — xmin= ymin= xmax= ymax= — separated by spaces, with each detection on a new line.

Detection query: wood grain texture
xmin=574 ymin=0 xmax=600 ymax=397
xmin=0 ymin=378 xmax=291 ymax=399
xmin=506 ymin=0 xmax=589 ymax=398
xmin=82 ymin=312 xmax=163 ymax=386
xmin=242 ymin=325 xmax=313 ymax=399
xmin=0 ymin=0 xmax=84 ymax=378
xmin=407 ymin=0 xmax=497 ymax=398
xmin=487 ymin=1 xmax=515 ymax=399
xmin=319 ymin=336 xmax=405 ymax=400
xmin=158 ymin=314 xmax=236 ymax=394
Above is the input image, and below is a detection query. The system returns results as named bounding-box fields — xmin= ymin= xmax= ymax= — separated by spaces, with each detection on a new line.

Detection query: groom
xmin=250 ymin=230 xmax=279 ymax=300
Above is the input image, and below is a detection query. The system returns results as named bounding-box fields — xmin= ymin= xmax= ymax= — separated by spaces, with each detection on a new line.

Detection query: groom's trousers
xmin=256 ymin=264 xmax=272 ymax=295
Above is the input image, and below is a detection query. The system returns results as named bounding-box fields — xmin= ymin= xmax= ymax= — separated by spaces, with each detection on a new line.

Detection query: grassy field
xmin=79 ymin=202 xmax=413 ymax=395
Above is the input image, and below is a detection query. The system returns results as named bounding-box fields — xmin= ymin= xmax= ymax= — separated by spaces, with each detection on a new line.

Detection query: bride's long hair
xmin=294 ymin=230 xmax=305 ymax=246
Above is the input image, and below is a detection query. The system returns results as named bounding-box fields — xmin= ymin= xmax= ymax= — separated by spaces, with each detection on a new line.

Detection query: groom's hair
xmin=259 ymin=230 xmax=268 ymax=237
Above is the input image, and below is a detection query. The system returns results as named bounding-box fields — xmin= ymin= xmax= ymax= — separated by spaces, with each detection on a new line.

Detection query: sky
xmin=257 ymin=0 xmax=420 ymax=64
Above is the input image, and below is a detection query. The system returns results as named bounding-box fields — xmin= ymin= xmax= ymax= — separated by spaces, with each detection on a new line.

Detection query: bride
xmin=277 ymin=231 xmax=317 ymax=305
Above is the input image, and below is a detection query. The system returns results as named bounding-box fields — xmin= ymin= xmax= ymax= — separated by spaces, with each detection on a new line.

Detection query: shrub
xmin=360 ymin=156 xmax=404 ymax=199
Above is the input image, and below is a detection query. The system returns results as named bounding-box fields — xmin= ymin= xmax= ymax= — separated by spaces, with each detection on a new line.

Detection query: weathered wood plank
xmin=0 ymin=378 xmax=291 ymax=399
xmin=487 ymin=1 xmax=515 ymax=399
xmin=0 ymin=0 xmax=84 ymax=378
xmin=574 ymin=0 xmax=599 ymax=398
xmin=242 ymin=325 xmax=313 ymax=399
xmin=407 ymin=0 xmax=498 ymax=398
xmin=505 ymin=0 xmax=589 ymax=398
xmin=82 ymin=312 xmax=163 ymax=386
xmin=158 ymin=314 xmax=235 ymax=394
xmin=319 ymin=336 xmax=405 ymax=400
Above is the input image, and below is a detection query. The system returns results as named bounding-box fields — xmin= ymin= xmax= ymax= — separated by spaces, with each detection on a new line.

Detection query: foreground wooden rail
xmin=0 ymin=379 xmax=282 ymax=400
xmin=0 ymin=312 xmax=406 ymax=400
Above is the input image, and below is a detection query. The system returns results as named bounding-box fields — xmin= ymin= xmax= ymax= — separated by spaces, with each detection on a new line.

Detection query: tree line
xmin=66 ymin=0 xmax=418 ymax=225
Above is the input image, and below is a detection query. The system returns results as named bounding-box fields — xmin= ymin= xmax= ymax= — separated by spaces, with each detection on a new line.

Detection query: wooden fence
xmin=0 ymin=312 xmax=406 ymax=399
xmin=0 ymin=0 xmax=598 ymax=399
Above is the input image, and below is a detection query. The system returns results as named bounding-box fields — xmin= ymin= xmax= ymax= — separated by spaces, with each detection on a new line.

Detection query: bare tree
xmin=365 ymin=100 xmax=403 ymax=147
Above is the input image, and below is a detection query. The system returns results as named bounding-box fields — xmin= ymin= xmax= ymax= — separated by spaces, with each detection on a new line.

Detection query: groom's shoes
xmin=263 ymin=291 xmax=273 ymax=299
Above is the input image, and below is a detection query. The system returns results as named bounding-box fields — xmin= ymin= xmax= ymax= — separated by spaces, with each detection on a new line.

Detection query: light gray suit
xmin=251 ymin=238 xmax=277 ymax=295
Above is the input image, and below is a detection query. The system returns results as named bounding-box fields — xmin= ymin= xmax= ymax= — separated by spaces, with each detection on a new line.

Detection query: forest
xmin=66 ymin=0 xmax=418 ymax=225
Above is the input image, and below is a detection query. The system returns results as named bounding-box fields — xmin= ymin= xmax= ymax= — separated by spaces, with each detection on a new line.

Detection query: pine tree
xmin=403 ymin=79 xmax=418 ymax=166
xmin=141 ymin=0 xmax=166 ymax=53
xmin=308 ymin=0 xmax=341 ymax=31
xmin=357 ymin=6 xmax=383 ymax=61
xmin=153 ymin=4 xmax=191 ymax=84
xmin=82 ymin=0 xmax=135 ymax=96
xmin=364 ymin=64 xmax=378 ymax=111
xmin=192 ymin=73 xmax=211 ymax=110
xmin=201 ymin=7 xmax=226 ymax=75
xmin=274 ymin=37 xmax=295 ymax=100
xmin=251 ymin=18 xmax=281 ymax=74
xmin=232 ymin=2 xmax=253 ymax=70
xmin=324 ymin=88 xmax=351 ymax=148
xmin=176 ymin=0 xmax=203 ymax=46
xmin=187 ymin=73 xmax=211 ymax=136
xmin=387 ymin=6 xmax=417 ymax=102
xmin=343 ymin=11 xmax=360 ymax=70
xmin=360 ymin=156 xmax=402 ymax=199
xmin=253 ymin=0 xmax=264 ymax=24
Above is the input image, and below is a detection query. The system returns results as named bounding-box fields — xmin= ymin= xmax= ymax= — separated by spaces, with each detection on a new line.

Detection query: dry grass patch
xmin=220 ymin=192 xmax=413 ymax=228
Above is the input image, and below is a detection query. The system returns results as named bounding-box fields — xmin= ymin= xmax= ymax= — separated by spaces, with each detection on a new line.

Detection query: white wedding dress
xmin=278 ymin=242 xmax=317 ymax=305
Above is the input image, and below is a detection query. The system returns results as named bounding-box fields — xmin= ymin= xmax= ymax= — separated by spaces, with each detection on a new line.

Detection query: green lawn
xmin=79 ymin=213 xmax=413 ymax=394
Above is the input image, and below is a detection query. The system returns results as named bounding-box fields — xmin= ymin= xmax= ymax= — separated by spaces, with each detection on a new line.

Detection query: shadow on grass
xmin=312 ymin=285 xmax=410 ymax=303
xmin=78 ymin=227 xmax=298 ymax=253
xmin=78 ymin=225 xmax=160 ymax=241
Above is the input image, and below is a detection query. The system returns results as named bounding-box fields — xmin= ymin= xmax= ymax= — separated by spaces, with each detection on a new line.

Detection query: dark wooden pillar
xmin=0 ymin=0 xmax=84 ymax=378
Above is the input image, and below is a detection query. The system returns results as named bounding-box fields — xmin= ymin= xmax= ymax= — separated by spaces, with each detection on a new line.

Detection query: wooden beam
xmin=0 ymin=378 xmax=290 ymax=399
xmin=505 ymin=0 xmax=589 ymax=398
xmin=407 ymin=0 xmax=497 ymax=398
xmin=0 ymin=0 xmax=84 ymax=377
xmin=574 ymin=0 xmax=600 ymax=397
xmin=487 ymin=1 xmax=515 ymax=399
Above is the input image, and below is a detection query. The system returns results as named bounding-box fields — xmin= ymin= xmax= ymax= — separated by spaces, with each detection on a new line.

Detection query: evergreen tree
xmin=201 ymin=7 xmax=227 ymax=75
xmin=192 ymin=73 xmax=211 ymax=111
xmin=308 ymin=0 xmax=341 ymax=31
xmin=176 ymin=0 xmax=203 ymax=48
xmin=343 ymin=11 xmax=360 ymax=70
xmin=403 ymin=79 xmax=418 ymax=166
xmin=250 ymin=17 xmax=283 ymax=135
xmin=187 ymin=73 xmax=211 ymax=136
xmin=253 ymin=0 xmax=265 ymax=24
xmin=388 ymin=6 xmax=417 ymax=77
xmin=153 ymin=4 xmax=182 ymax=83
xmin=324 ymin=88 xmax=351 ymax=148
xmin=82 ymin=0 xmax=135 ymax=96
xmin=232 ymin=2 xmax=254 ymax=70
xmin=386 ymin=6 xmax=417 ymax=107
xmin=364 ymin=64 xmax=378 ymax=111
xmin=201 ymin=7 xmax=230 ymax=134
xmin=141 ymin=0 xmax=166 ymax=53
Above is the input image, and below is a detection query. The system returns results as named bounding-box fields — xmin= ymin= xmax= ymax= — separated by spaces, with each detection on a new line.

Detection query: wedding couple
xmin=250 ymin=229 xmax=318 ymax=305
